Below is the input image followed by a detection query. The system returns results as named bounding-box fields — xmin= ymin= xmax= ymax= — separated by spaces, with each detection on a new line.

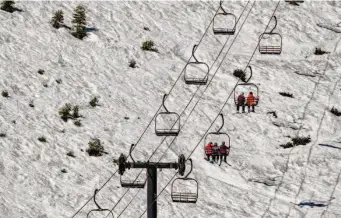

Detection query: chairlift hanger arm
xmin=269 ymin=15 xmax=277 ymax=34
xmin=162 ymin=94 xmax=169 ymax=113
xmin=192 ymin=44 xmax=199 ymax=62
xmin=219 ymin=0 xmax=227 ymax=14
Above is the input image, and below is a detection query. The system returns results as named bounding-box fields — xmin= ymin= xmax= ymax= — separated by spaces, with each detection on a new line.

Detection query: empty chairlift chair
xmin=184 ymin=45 xmax=209 ymax=85
xmin=119 ymin=144 xmax=147 ymax=189
xmin=213 ymin=0 xmax=237 ymax=35
xmin=87 ymin=189 xmax=115 ymax=218
xmin=259 ymin=16 xmax=282 ymax=55
xmin=204 ymin=114 xmax=231 ymax=161
xmin=171 ymin=157 xmax=198 ymax=203
xmin=155 ymin=94 xmax=180 ymax=136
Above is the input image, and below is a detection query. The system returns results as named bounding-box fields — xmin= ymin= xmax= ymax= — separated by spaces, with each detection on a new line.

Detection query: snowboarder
xmin=205 ymin=142 xmax=213 ymax=161
xmin=212 ymin=142 xmax=220 ymax=162
xmin=219 ymin=141 xmax=230 ymax=163
xmin=236 ymin=92 xmax=245 ymax=113
xmin=246 ymin=92 xmax=259 ymax=113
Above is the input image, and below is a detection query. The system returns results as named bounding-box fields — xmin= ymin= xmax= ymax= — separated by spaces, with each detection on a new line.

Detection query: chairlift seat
xmin=213 ymin=28 xmax=236 ymax=35
xmin=155 ymin=129 xmax=179 ymax=136
xmin=121 ymin=180 xmax=146 ymax=189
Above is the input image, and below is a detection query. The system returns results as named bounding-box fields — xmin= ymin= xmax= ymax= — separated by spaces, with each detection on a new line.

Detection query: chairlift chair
xmin=171 ymin=158 xmax=198 ymax=203
xmin=213 ymin=1 xmax=237 ymax=35
xmin=155 ymin=94 xmax=180 ymax=136
xmin=119 ymin=144 xmax=147 ymax=189
xmin=234 ymin=83 xmax=259 ymax=106
xmin=184 ymin=45 xmax=209 ymax=85
xmin=204 ymin=114 xmax=231 ymax=156
xmin=259 ymin=16 xmax=282 ymax=55
xmin=87 ymin=189 xmax=114 ymax=218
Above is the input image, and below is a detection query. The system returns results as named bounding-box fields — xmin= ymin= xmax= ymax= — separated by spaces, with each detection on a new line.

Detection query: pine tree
xmin=1 ymin=1 xmax=15 ymax=13
xmin=51 ymin=10 xmax=64 ymax=29
xmin=72 ymin=5 xmax=87 ymax=39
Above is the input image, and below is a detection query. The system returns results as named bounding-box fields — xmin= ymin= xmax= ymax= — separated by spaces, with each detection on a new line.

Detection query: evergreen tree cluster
xmin=1 ymin=1 xmax=21 ymax=13
xmin=51 ymin=5 xmax=87 ymax=40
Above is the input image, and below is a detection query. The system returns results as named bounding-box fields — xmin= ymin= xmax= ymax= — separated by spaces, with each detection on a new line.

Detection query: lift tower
xmin=116 ymin=145 xmax=186 ymax=218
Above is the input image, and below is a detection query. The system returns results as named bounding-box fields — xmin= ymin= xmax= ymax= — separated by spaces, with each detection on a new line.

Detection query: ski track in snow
xmin=0 ymin=1 xmax=341 ymax=218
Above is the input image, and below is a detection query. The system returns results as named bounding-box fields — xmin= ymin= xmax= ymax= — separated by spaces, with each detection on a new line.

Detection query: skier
xmin=246 ymin=92 xmax=259 ymax=113
xmin=219 ymin=141 xmax=230 ymax=163
xmin=212 ymin=142 xmax=220 ymax=162
xmin=205 ymin=142 xmax=213 ymax=161
xmin=236 ymin=92 xmax=245 ymax=113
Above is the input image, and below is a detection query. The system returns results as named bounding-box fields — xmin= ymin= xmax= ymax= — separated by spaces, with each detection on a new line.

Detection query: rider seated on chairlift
xmin=219 ymin=141 xmax=230 ymax=163
xmin=246 ymin=92 xmax=259 ymax=113
xmin=205 ymin=142 xmax=214 ymax=161
xmin=237 ymin=92 xmax=246 ymax=113
xmin=212 ymin=142 xmax=220 ymax=162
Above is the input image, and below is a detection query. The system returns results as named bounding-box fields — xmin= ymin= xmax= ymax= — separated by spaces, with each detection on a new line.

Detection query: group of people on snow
xmin=205 ymin=141 xmax=230 ymax=163
xmin=236 ymin=92 xmax=259 ymax=113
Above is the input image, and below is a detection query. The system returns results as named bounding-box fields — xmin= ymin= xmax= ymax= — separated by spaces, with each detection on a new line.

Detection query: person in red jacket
xmin=205 ymin=142 xmax=213 ymax=161
xmin=219 ymin=141 xmax=230 ymax=163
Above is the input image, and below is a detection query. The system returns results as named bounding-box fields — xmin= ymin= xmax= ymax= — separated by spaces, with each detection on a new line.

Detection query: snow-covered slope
xmin=0 ymin=1 xmax=340 ymax=218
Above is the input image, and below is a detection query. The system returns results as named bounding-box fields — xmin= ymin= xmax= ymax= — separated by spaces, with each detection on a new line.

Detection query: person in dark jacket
xmin=205 ymin=142 xmax=213 ymax=161
xmin=237 ymin=92 xmax=245 ymax=113
xmin=212 ymin=142 xmax=220 ymax=162
xmin=219 ymin=141 xmax=230 ymax=162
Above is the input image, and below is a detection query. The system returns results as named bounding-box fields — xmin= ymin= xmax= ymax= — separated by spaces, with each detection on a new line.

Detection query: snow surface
xmin=0 ymin=1 xmax=341 ymax=218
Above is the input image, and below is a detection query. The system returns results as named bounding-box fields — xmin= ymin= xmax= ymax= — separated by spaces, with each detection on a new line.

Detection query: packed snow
xmin=0 ymin=1 xmax=340 ymax=218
